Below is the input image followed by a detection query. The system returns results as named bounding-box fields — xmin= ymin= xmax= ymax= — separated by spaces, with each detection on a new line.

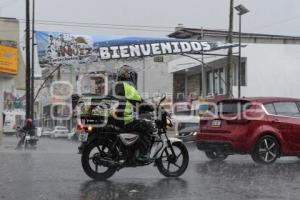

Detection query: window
xmin=273 ymin=102 xmax=300 ymax=117
xmin=234 ymin=59 xmax=247 ymax=86
xmin=206 ymin=68 xmax=225 ymax=96
xmin=213 ymin=70 xmax=219 ymax=95
xmin=241 ymin=61 xmax=246 ymax=86
xmin=264 ymin=103 xmax=276 ymax=115
xmin=219 ymin=68 xmax=225 ymax=94
xmin=206 ymin=71 xmax=213 ymax=95
xmin=217 ymin=100 xmax=251 ymax=114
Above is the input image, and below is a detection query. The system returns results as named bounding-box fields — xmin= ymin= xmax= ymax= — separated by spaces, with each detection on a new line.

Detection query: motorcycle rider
xmin=16 ymin=118 xmax=36 ymax=149
xmin=112 ymin=65 xmax=154 ymax=161
xmin=77 ymin=65 xmax=154 ymax=160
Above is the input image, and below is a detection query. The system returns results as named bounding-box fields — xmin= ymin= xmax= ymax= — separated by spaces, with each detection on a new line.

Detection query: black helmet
xmin=117 ymin=65 xmax=138 ymax=87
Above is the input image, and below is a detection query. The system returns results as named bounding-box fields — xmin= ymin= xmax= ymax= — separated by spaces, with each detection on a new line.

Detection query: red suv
xmin=197 ymin=97 xmax=300 ymax=164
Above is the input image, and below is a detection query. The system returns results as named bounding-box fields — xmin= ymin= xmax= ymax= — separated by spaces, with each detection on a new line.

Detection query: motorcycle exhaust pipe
xmin=98 ymin=157 xmax=122 ymax=168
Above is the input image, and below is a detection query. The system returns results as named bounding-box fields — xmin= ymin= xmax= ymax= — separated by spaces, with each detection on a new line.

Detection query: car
xmin=176 ymin=125 xmax=198 ymax=143
xmin=50 ymin=126 xmax=69 ymax=138
xmin=172 ymin=109 xmax=200 ymax=138
xmin=35 ymin=127 xmax=43 ymax=137
xmin=41 ymin=127 xmax=53 ymax=137
xmin=197 ymin=97 xmax=300 ymax=164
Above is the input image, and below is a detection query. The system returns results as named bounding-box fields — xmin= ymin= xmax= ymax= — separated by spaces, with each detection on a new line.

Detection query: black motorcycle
xmin=75 ymin=95 xmax=189 ymax=180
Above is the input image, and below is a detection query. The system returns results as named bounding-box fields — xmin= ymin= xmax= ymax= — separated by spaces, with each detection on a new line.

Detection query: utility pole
xmin=235 ymin=4 xmax=249 ymax=98
xmin=31 ymin=0 xmax=35 ymax=120
xmin=238 ymin=13 xmax=241 ymax=98
xmin=25 ymin=0 xmax=31 ymax=119
xmin=226 ymin=0 xmax=234 ymax=97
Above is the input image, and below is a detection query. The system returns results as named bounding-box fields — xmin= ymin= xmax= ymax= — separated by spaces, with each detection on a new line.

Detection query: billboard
xmin=0 ymin=40 xmax=18 ymax=75
xmin=3 ymin=90 xmax=26 ymax=111
xmin=36 ymin=31 xmax=237 ymax=67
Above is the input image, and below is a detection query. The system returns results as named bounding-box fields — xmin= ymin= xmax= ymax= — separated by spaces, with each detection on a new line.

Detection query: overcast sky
xmin=1 ymin=0 xmax=300 ymax=38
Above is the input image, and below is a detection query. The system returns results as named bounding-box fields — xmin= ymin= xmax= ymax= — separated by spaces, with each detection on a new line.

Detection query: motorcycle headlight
xmin=87 ymin=126 xmax=93 ymax=132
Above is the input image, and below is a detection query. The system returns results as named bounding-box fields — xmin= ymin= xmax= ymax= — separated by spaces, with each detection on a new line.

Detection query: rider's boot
xmin=136 ymin=144 xmax=151 ymax=161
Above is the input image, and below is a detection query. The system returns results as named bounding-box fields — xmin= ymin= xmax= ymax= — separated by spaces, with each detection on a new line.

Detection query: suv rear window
xmin=275 ymin=102 xmax=300 ymax=117
xmin=264 ymin=102 xmax=300 ymax=117
xmin=264 ymin=103 xmax=276 ymax=115
xmin=217 ymin=100 xmax=251 ymax=114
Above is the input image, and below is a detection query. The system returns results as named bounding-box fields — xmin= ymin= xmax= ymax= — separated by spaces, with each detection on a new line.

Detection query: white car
xmin=50 ymin=126 xmax=69 ymax=138
xmin=35 ymin=127 xmax=42 ymax=137
xmin=41 ymin=127 xmax=53 ymax=137
xmin=172 ymin=109 xmax=200 ymax=143
xmin=67 ymin=128 xmax=79 ymax=141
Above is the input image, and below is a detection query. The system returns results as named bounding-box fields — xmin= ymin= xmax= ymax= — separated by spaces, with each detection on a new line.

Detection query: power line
xmin=0 ymin=17 xmax=175 ymax=32
xmin=17 ymin=20 xmax=173 ymax=33
xmin=19 ymin=19 xmax=176 ymax=30
xmin=0 ymin=18 xmax=229 ymax=33
xmin=19 ymin=19 xmax=228 ymax=31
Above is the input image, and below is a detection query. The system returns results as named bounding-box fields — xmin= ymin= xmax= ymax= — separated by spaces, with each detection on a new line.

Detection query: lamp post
xmin=31 ymin=0 xmax=35 ymax=121
xmin=235 ymin=4 xmax=249 ymax=98
xmin=25 ymin=0 xmax=31 ymax=119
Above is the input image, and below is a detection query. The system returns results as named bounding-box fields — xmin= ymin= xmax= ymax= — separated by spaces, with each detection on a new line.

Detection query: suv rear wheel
xmin=205 ymin=151 xmax=228 ymax=161
xmin=251 ymin=135 xmax=280 ymax=164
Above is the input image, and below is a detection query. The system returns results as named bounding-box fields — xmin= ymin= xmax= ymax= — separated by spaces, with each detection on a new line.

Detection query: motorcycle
xmin=16 ymin=127 xmax=38 ymax=149
xmin=76 ymin=95 xmax=189 ymax=180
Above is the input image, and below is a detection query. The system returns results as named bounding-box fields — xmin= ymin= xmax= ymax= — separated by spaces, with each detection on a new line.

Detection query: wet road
xmin=1 ymin=136 xmax=300 ymax=200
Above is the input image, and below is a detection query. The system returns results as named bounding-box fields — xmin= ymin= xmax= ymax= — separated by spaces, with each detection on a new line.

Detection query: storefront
xmin=170 ymin=55 xmax=244 ymax=102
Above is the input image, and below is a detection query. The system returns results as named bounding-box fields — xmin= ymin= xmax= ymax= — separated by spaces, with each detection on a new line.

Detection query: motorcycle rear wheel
xmin=156 ymin=142 xmax=189 ymax=177
xmin=81 ymin=141 xmax=117 ymax=180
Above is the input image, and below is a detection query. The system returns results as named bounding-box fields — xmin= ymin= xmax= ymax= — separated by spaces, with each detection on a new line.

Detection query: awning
xmin=168 ymin=49 xmax=228 ymax=73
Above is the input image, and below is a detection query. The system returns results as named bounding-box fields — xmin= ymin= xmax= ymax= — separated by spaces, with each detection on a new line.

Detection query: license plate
xmin=79 ymin=132 xmax=88 ymax=142
xmin=211 ymin=120 xmax=222 ymax=127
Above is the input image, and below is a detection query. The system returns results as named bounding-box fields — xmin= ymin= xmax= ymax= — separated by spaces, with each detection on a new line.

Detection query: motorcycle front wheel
xmin=81 ymin=140 xmax=117 ymax=180
xmin=156 ymin=142 xmax=189 ymax=177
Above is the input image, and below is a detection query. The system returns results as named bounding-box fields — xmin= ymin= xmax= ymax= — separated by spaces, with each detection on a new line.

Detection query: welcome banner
xmin=36 ymin=31 xmax=237 ymax=66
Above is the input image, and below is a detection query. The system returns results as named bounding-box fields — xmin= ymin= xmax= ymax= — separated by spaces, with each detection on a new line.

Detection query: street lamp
xmin=235 ymin=4 xmax=249 ymax=98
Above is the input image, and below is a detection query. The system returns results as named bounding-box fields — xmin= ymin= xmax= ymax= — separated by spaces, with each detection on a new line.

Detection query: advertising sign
xmin=0 ymin=40 xmax=18 ymax=75
xmin=36 ymin=31 xmax=237 ymax=67
xmin=3 ymin=90 xmax=26 ymax=111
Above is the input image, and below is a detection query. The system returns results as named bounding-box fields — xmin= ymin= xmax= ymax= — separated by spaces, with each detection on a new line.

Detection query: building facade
xmin=0 ymin=17 xmax=25 ymax=142
xmin=168 ymin=28 xmax=300 ymax=101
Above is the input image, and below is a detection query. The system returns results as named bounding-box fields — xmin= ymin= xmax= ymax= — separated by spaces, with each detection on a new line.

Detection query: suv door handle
xmin=272 ymin=119 xmax=281 ymax=123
